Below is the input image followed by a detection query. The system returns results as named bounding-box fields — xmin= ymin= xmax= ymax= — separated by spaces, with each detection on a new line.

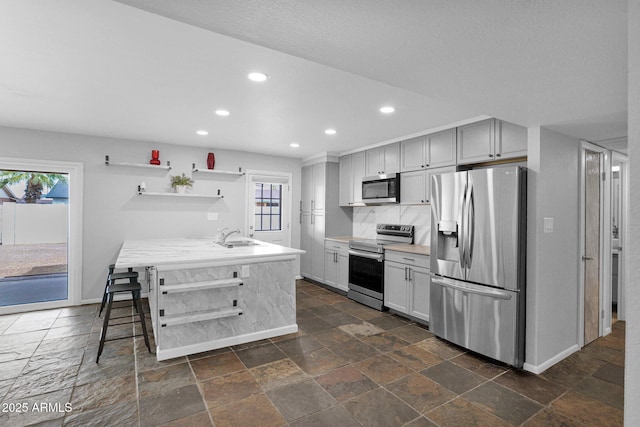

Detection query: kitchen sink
xmin=216 ymin=239 xmax=261 ymax=248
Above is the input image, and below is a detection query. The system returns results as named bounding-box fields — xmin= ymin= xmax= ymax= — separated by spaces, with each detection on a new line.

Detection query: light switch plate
xmin=544 ymin=217 xmax=554 ymax=233
xmin=241 ymin=265 xmax=250 ymax=278
xmin=207 ymin=212 xmax=218 ymax=221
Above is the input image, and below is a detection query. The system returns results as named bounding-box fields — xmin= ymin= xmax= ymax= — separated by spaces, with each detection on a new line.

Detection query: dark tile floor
xmin=0 ymin=279 xmax=625 ymax=426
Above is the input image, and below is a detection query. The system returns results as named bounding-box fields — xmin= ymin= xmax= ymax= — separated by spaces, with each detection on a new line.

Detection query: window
xmin=254 ymin=183 xmax=282 ymax=231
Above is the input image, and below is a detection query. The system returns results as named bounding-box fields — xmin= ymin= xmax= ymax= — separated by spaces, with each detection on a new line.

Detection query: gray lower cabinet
xmin=384 ymin=250 xmax=430 ymax=323
xmin=324 ymin=241 xmax=349 ymax=292
xmin=400 ymin=166 xmax=456 ymax=205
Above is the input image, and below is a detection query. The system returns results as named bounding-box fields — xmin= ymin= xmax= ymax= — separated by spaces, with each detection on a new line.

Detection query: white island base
xmin=116 ymin=238 xmax=302 ymax=361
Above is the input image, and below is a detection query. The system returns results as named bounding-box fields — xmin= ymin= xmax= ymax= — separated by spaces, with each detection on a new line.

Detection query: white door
xmin=579 ymin=142 xmax=611 ymax=344
xmin=0 ymin=157 xmax=83 ymax=315
xmin=611 ymin=152 xmax=629 ymax=321
xmin=246 ymin=171 xmax=291 ymax=246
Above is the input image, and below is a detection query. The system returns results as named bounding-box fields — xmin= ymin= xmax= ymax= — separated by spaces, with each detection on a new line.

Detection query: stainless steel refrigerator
xmin=430 ymin=166 xmax=526 ymax=368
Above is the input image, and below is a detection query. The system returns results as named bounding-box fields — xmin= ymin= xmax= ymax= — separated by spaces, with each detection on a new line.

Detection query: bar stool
xmin=99 ymin=264 xmax=138 ymax=316
xmin=96 ymin=281 xmax=151 ymax=363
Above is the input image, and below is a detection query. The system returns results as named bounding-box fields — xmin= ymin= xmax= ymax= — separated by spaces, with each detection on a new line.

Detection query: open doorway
xmin=0 ymin=158 xmax=82 ymax=315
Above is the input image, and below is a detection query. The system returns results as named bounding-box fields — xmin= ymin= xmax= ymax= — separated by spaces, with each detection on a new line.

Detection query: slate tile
xmin=267 ymin=379 xmax=336 ymax=422
xmin=343 ymin=388 xmax=419 ymax=427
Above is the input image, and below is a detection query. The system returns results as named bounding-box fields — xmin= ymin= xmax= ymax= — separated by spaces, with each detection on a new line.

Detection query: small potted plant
xmin=169 ymin=173 xmax=193 ymax=194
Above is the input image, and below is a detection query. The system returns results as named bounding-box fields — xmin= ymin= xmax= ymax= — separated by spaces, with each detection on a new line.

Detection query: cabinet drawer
xmin=385 ymin=250 xmax=429 ymax=269
xmin=324 ymin=240 xmax=349 ymax=255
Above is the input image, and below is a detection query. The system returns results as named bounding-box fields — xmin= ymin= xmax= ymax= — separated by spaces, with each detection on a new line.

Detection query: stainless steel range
xmin=348 ymin=224 xmax=414 ymax=310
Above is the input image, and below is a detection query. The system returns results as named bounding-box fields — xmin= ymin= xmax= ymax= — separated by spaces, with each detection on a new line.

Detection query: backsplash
xmin=353 ymin=205 xmax=431 ymax=245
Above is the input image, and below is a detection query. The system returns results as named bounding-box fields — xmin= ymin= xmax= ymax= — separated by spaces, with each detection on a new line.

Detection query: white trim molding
xmin=0 ymin=157 xmax=83 ymax=314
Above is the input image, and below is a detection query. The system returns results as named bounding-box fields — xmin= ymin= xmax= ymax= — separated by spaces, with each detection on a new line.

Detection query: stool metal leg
xmin=97 ymin=292 xmax=114 ymax=363
xmin=135 ymin=292 xmax=151 ymax=353
xmin=99 ymin=279 xmax=109 ymax=317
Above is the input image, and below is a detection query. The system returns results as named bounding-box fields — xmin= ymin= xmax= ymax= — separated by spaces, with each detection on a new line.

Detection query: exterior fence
xmin=0 ymin=202 xmax=68 ymax=245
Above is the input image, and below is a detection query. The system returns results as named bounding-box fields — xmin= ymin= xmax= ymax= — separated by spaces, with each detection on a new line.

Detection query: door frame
xmin=0 ymin=157 xmax=83 ymax=315
xmin=578 ymin=141 xmax=611 ymax=346
xmin=244 ymin=170 xmax=292 ymax=247
xmin=611 ymin=151 xmax=629 ymax=321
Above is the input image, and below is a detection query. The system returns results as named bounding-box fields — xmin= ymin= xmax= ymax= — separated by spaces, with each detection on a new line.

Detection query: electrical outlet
xmin=207 ymin=212 xmax=218 ymax=221
xmin=242 ymin=265 xmax=250 ymax=278
xmin=543 ymin=217 xmax=554 ymax=233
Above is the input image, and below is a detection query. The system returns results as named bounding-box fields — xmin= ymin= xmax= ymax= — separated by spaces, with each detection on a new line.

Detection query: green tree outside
xmin=0 ymin=171 xmax=68 ymax=203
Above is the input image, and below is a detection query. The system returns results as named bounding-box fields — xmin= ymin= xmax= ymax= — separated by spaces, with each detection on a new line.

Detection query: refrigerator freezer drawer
xmin=430 ymin=276 xmax=524 ymax=368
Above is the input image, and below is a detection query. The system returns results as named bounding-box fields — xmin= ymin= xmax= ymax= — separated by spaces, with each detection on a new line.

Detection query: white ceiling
xmin=1 ymin=0 xmax=627 ymax=159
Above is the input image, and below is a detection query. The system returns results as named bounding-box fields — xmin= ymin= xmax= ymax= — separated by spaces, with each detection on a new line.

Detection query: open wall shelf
xmin=192 ymin=164 xmax=245 ymax=176
xmin=137 ymin=190 xmax=224 ymax=199
xmin=106 ymin=155 xmax=171 ymax=170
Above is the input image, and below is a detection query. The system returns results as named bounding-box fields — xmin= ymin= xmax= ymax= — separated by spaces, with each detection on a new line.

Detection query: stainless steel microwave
xmin=362 ymin=173 xmax=400 ymax=205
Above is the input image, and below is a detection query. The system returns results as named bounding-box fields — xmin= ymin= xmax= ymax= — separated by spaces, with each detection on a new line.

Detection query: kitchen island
xmin=116 ymin=238 xmax=304 ymax=361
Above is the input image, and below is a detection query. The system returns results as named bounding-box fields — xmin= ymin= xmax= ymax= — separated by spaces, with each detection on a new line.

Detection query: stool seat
xmin=97 ymin=280 xmax=151 ymax=362
xmin=109 ymin=271 xmax=139 ymax=281
xmin=99 ymin=266 xmax=139 ymax=317
xmin=107 ymin=282 xmax=142 ymax=293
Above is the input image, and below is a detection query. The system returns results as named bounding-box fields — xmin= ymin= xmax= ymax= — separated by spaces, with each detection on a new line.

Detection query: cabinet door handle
xmin=311 ymin=213 xmax=314 ymax=224
xmin=311 ymin=200 xmax=315 ymax=211
xmin=300 ymin=212 xmax=302 ymax=224
xmin=496 ymin=153 xmax=502 ymax=157
xmin=300 ymin=200 xmax=302 ymax=211
xmin=488 ymin=154 xmax=494 ymax=158
xmin=426 ymin=164 xmax=429 ymax=167
xmin=404 ymin=266 xmax=408 ymax=281
xmin=403 ymin=257 xmax=415 ymax=262
xmin=408 ymin=267 xmax=412 ymax=281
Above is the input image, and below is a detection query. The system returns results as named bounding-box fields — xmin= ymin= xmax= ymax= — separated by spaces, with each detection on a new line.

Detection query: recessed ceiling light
xmin=215 ymin=109 xmax=230 ymax=116
xmin=324 ymin=129 xmax=337 ymax=135
xmin=248 ymin=72 xmax=268 ymax=82
xmin=196 ymin=130 xmax=208 ymax=136
xmin=290 ymin=143 xmax=300 ymax=148
xmin=380 ymin=106 xmax=395 ymax=114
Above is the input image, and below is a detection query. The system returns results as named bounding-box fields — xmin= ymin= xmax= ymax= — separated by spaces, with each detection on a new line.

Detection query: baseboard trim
xmin=81 ymin=292 xmax=149 ymax=305
xmin=155 ymin=324 xmax=298 ymax=361
xmin=523 ymin=344 xmax=580 ymax=374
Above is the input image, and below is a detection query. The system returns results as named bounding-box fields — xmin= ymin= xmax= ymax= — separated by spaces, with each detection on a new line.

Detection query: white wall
xmin=525 ymin=126 xmax=581 ymax=373
xmin=625 ymin=0 xmax=640 ymax=423
xmin=1 ymin=203 xmax=68 ymax=244
xmin=0 ymin=126 xmax=301 ymax=302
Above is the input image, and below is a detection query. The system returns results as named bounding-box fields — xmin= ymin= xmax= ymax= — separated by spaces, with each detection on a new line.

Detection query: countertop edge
xmin=384 ymin=244 xmax=431 ymax=256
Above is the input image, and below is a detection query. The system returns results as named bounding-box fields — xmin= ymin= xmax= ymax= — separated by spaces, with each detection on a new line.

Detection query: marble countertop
xmin=325 ymin=236 xmax=364 ymax=243
xmin=384 ymin=244 xmax=431 ymax=256
xmin=115 ymin=238 xmax=304 ymax=268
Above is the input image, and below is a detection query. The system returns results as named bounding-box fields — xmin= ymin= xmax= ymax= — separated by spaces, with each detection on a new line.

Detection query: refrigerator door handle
xmin=431 ymin=276 xmax=513 ymax=300
xmin=459 ymin=180 xmax=468 ymax=270
xmin=466 ymin=182 xmax=475 ymax=268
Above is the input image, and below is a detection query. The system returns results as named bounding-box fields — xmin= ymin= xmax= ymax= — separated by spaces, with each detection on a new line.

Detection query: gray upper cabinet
xmin=496 ymin=120 xmax=528 ymax=159
xmin=338 ymin=155 xmax=352 ymax=207
xmin=302 ymin=163 xmax=326 ymax=212
xmin=457 ymin=119 xmax=527 ymax=164
xmin=365 ymin=142 xmax=399 ymax=176
xmin=339 ymin=152 xmax=365 ymax=206
xmin=401 ymin=129 xmax=456 ymax=172
xmin=401 ymin=166 xmax=456 ymax=205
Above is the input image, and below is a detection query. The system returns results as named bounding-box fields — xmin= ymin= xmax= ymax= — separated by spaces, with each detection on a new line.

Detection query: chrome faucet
xmin=220 ymin=228 xmax=241 ymax=244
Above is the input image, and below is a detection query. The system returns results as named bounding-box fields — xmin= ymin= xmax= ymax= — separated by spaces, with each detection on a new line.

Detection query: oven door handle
xmin=348 ymin=250 xmax=384 ymax=262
